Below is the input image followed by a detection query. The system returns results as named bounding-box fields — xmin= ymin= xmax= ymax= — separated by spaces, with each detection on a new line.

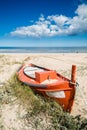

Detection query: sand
xmin=0 ymin=53 xmax=87 ymax=129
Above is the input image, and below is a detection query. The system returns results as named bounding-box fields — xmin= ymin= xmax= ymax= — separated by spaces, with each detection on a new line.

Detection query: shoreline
xmin=0 ymin=52 xmax=87 ymax=55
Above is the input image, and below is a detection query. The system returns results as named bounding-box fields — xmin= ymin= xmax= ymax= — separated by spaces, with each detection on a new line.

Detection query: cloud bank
xmin=10 ymin=4 xmax=87 ymax=37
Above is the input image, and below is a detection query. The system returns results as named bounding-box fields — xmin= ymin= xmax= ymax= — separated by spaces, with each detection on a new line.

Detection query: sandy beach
xmin=0 ymin=53 xmax=87 ymax=129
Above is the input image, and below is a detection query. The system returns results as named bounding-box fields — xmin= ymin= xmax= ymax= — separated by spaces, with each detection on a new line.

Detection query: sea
xmin=0 ymin=47 xmax=87 ymax=53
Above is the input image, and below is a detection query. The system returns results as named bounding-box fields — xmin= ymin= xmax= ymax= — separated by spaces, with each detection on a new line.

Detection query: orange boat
xmin=17 ymin=63 xmax=77 ymax=112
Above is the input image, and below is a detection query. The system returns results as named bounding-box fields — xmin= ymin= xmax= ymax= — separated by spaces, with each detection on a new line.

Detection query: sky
xmin=0 ymin=0 xmax=87 ymax=47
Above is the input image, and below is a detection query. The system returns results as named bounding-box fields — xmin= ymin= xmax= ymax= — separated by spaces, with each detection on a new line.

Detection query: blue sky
xmin=0 ymin=0 xmax=87 ymax=47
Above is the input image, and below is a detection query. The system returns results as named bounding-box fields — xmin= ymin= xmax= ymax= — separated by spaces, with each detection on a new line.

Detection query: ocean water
xmin=0 ymin=47 xmax=87 ymax=53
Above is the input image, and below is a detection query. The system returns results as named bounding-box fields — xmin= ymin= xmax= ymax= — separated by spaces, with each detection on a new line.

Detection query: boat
xmin=17 ymin=63 xmax=77 ymax=112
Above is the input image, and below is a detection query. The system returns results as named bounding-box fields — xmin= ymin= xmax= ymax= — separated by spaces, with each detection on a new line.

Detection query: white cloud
xmin=39 ymin=14 xmax=45 ymax=21
xmin=10 ymin=4 xmax=87 ymax=37
xmin=47 ymin=15 xmax=69 ymax=26
xmin=11 ymin=24 xmax=50 ymax=37
xmin=67 ymin=4 xmax=87 ymax=35
xmin=75 ymin=4 xmax=87 ymax=17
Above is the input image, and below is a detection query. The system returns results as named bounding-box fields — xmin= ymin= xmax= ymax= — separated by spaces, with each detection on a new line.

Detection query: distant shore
xmin=0 ymin=46 xmax=87 ymax=53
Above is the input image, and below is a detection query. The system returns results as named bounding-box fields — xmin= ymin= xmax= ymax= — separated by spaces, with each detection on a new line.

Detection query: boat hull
xmin=17 ymin=63 xmax=76 ymax=112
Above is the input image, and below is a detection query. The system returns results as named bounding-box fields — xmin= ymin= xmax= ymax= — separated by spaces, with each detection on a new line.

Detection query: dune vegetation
xmin=0 ymin=75 xmax=87 ymax=130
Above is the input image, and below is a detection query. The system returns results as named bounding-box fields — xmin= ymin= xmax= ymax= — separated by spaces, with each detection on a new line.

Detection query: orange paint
xmin=17 ymin=63 xmax=77 ymax=112
xmin=35 ymin=70 xmax=57 ymax=83
xmin=71 ymin=65 xmax=76 ymax=83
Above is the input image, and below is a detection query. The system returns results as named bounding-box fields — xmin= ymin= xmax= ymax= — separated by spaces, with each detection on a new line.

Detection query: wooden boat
xmin=17 ymin=63 xmax=76 ymax=112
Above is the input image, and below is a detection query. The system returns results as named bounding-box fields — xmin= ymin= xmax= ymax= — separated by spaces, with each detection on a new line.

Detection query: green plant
xmin=2 ymin=74 xmax=87 ymax=130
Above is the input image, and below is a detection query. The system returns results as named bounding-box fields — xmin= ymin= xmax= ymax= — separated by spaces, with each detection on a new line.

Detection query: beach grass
xmin=0 ymin=74 xmax=87 ymax=130
xmin=0 ymin=53 xmax=87 ymax=130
